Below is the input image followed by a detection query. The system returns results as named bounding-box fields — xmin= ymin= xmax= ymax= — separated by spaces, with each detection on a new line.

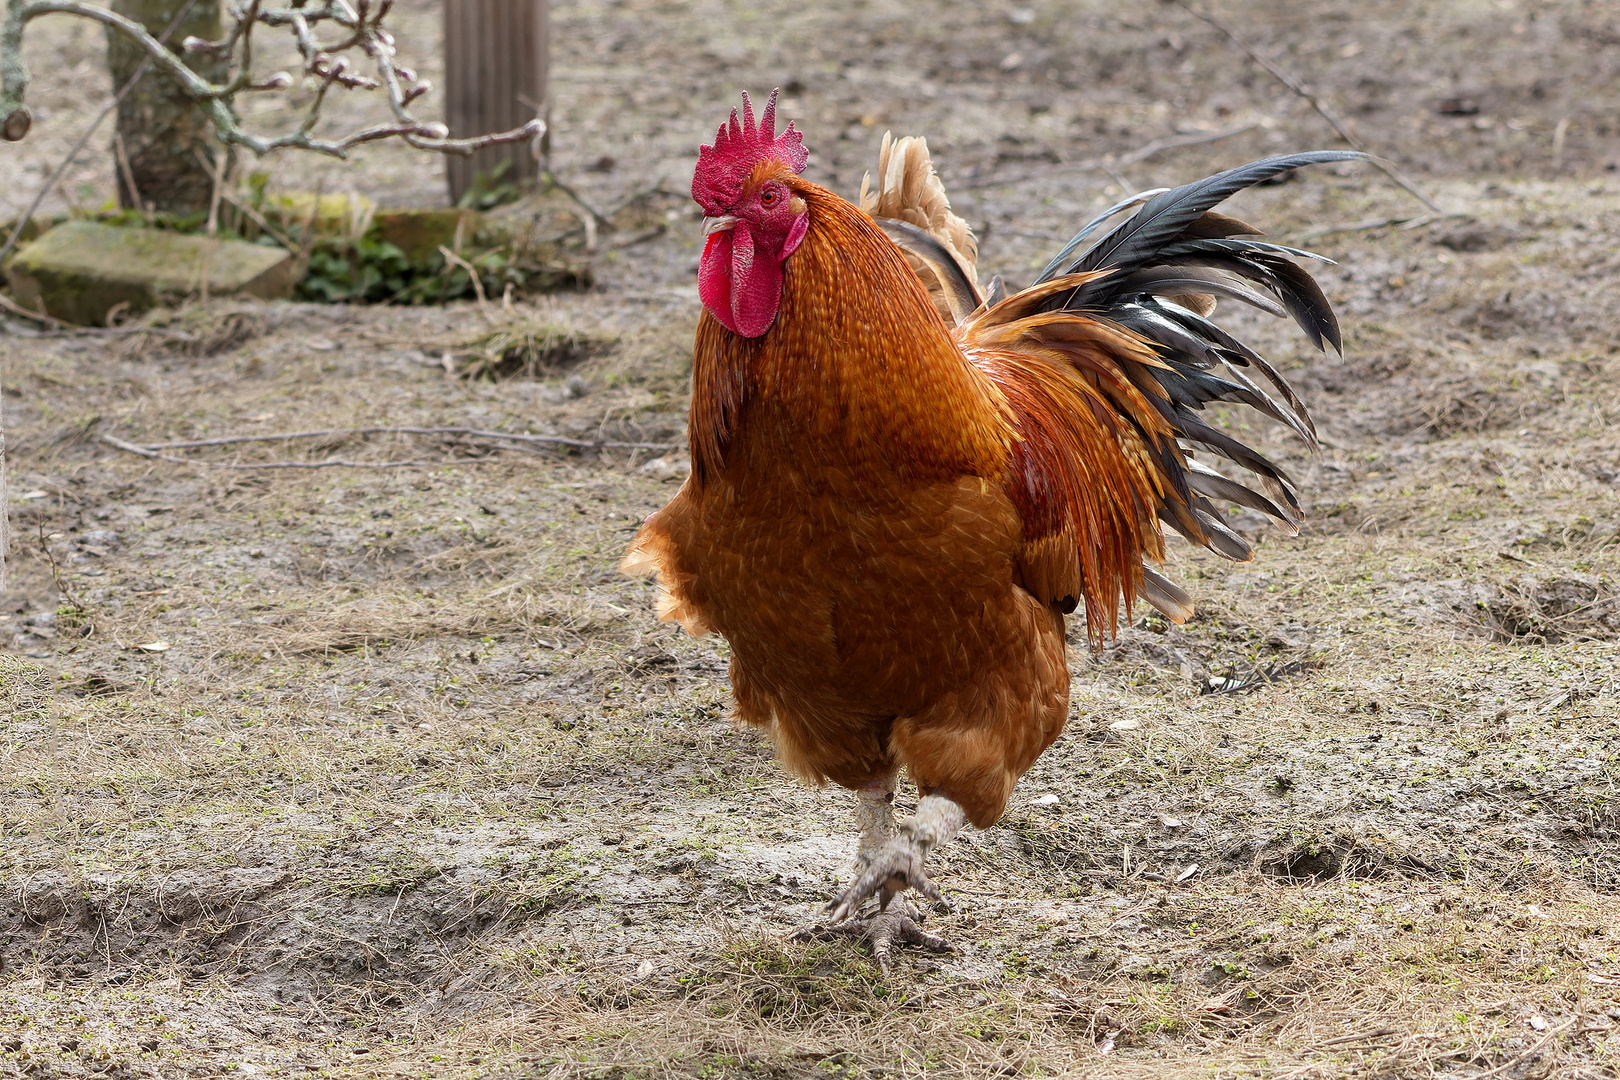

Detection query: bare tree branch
xmin=0 ymin=0 xmax=202 ymax=263
xmin=1 ymin=0 xmax=543 ymax=158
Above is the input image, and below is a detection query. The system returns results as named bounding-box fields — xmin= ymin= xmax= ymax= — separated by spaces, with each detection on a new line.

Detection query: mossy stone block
xmin=372 ymin=208 xmax=483 ymax=264
xmin=266 ymin=192 xmax=376 ymax=237
xmin=4 ymin=221 xmax=294 ymax=326
xmin=0 ymin=215 xmax=53 ymax=251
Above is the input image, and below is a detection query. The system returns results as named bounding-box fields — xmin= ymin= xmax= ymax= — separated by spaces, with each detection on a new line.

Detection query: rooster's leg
xmin=809 ymin=788 xmax=963 ymax=971
xmin=853 ymin=774 xmax=899 ymax=872
xmin=795 ymin=778 xmax=954 ymax=971
xmin=829 ymin=791 xmax=965 ymax=921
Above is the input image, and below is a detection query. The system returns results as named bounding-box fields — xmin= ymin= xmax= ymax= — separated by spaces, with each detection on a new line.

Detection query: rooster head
xmin=692 ymin=89 xmax=810 ymax=338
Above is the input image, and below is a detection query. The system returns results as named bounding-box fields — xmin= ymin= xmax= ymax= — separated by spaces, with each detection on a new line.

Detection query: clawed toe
xmin=793 ymin=902 xmax=952 ymax=973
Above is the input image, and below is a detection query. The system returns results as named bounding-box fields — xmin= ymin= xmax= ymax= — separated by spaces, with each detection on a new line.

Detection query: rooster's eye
xmin=761 ymin=189 xmax=777 ymax=206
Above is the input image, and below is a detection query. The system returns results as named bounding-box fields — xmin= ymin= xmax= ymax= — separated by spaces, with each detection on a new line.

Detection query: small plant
xmin=453 ymin=319 xmax=612 ymax=380
xmin=298 ymin=232 xmax=412 ymax=304
xmin=457 ymin=161 xmax=525 ymax=212
xmin=37 ymin=524 xmax=91 ymax=640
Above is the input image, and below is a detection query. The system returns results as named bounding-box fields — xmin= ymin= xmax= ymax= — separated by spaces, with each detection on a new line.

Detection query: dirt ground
xmin=3 ymin=0 xmax=1620 ymax=1077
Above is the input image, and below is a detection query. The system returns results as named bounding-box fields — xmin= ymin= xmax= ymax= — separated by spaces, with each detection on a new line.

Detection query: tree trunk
xmin=443 ymin=0 xmax=548 ymax=206
xmin=106 ymin=0 xmax=230 ymax=214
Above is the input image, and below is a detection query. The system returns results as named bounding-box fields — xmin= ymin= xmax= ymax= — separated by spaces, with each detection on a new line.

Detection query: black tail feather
xmin=970 ymin=153 xmax=1355 ymax=626
xmin=1062 ymin=151 xmax=1364 ymax=282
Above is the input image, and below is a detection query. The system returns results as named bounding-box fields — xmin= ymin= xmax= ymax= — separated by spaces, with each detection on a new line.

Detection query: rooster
xmin=623 ymin=90 xmax=1359 ymax=967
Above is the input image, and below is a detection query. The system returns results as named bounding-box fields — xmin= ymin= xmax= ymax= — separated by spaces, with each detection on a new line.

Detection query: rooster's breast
xmin=673 ymin=462 xmax=1053 ymax=723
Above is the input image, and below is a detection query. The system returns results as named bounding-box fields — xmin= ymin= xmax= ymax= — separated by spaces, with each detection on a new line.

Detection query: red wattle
xmin=698 ymin=231 xmax=735 ymax=331
xmin=697 ymin=223 xmax=785 ymax=339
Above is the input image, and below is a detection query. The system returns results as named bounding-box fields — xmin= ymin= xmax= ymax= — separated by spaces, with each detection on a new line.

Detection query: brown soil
xmin=2 ymin=1 xmax=1619 ymax=1077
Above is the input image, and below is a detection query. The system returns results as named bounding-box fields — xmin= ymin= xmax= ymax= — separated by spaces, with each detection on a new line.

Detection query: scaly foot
xmin=794 ymin=897 xmax=951 ymax=972
xmin=827 ymin=793 xmax=966 ymax=925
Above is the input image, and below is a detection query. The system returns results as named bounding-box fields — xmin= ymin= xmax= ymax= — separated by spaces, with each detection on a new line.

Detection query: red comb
xmin=692 ymin=89 xmax=808 ymax=214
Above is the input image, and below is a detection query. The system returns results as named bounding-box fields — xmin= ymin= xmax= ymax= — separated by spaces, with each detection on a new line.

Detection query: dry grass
xmin=4 ymin=297 xmax=1616 ymax=1072
xmin=330 ymin=869 xmax=1618 ymax=1078
xmin=3 ymin=214 xmax=1618 ymax=1075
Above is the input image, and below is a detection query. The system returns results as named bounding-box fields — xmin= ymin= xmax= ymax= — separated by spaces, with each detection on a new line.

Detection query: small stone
xmin=1031 ymin=794 xmax=1060 ymax=807
xmin=1109 ymin=718 xmax=1141 ymax=732
xmin=639 ymin=456 xmax=691 ymax=481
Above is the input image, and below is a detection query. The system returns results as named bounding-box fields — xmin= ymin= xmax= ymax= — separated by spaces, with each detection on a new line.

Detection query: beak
xmin=702 ymin=215 xmax=739 ymax=236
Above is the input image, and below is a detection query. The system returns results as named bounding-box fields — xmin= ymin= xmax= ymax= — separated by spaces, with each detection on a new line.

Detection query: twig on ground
xmin=218 ymin=191 xmax=297 ymax=250
xmin=0 ymin=292 xmax=198 ymax=340
xmin=36 ymin=521 xmax=88 ymax=622
xmin=1317 ymin=1028 xmax=1399 ymax=1048
xmin=204 ymin=144 xmax=230 ymax=237
xmin=113 ymin=130 xmax=145 ymax=214
xmin=100 ymin=426 xmax=678 ymax=470
xmin=955 ymin=124 xmax=1256 ymax=191
xmin=543 ymin=170 xmax=613 ymax=230
xmin=1113 ymin=126 xmax=1258 ymax=170
xmin=1172 ymin=1 xmax=1446 ymax=214
xmin=1289 ymin=213 xmax=1452 ymax=242
xmin=1175 ymin=3 xmax=1358 ymax=147
xmin=140 ymin=425 xmax=676 ymax=452
xmin=438 ymin=245 xmax=489 ymax=308
xmin=1463 ymin=1016 xmax=1577 ymax=1080
xmin=289 ymin=179 xmax=323 ymax=284
xmin=1099 ymin=162 xmax=1134 ymax=196
xmin=101 ymin=433 xmax=496 ymax=471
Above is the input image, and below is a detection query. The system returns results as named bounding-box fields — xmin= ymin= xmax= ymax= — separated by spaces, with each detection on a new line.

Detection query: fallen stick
xmin=1462 ymin=1016 xmax=1577 ymax=1080
xmin=955 ymin=123 xmax=1257 ymax=191
xmin=1288 ymin=214 xmax=1450 ymax=242
xmin=100 ymin=433 xmax=498 ymax=470
xmin=135 ymin=425 xmax=677 ymax=452
xmin=100 ymin=425 xmax=678 ymax=471
xmin=0 ymin=292 xmax=198 ymax=340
